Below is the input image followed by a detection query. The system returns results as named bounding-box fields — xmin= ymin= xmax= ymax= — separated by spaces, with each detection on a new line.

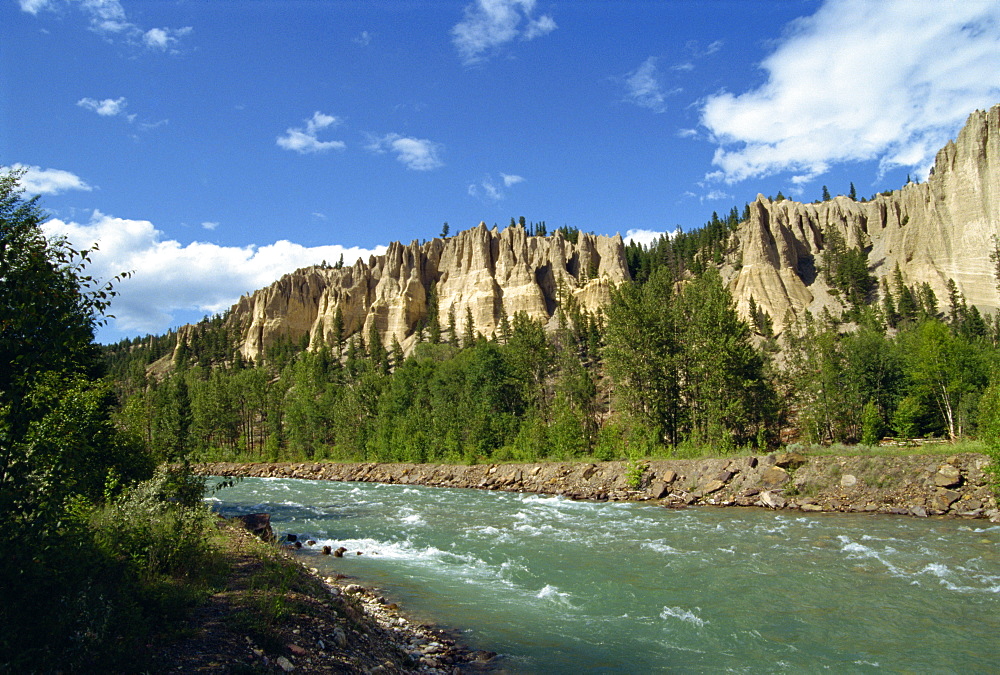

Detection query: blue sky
xmin=4 ymin=0 xmax=1000 ymax=343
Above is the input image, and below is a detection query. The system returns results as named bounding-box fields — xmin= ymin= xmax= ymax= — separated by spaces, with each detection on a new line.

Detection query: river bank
xmin=158 ymin=519 xmax=496 ymax=673
xmin=194 ymin=451 xmax=999 ymax=520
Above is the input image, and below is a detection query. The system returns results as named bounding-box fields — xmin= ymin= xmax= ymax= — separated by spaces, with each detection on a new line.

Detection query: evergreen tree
xmin=893 ymin=266 xmax=919 ymax=323
xmin=391 ymin=335 xmax=404 ymax=370
xmin=368 ymin=322 xmax=390 ymax=374
xmin=463 ymin=306 xmax=476 ymax=348
xmin=426 ymin=281 xmax=441 ymax=343
xmin=447 ymin=305 xmax=458 ymax=346
xmin=332 ymin=306 xmax=345 ymax=359
xmin=604 ymin=266 xmax=681 ymax=446
xmin=497 ymin=306 xmax=512 ymax=344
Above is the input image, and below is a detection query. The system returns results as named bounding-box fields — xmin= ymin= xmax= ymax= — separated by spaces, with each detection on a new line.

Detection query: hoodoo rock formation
xmin=724 ymin=104 xmax=1000 ymax=332
xmin=228 ymin=223 xmax=629 ymax=360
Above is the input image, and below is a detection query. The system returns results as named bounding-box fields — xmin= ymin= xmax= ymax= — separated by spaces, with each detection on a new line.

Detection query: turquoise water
xmin=211 ymin=478 xmax=1000 ymax=673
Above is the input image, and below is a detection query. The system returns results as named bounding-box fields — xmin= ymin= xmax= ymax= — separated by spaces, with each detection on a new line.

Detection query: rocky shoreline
xmin=195 ymin=451 xmax=999 ymax=521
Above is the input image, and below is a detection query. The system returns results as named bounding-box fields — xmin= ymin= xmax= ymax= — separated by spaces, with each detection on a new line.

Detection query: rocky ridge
xmin=725 ymin=104 xmax=1000 ymax=333
xmin=194 ymin=453 xmax=999 ymax=521
xmin=227 ymin=224 xmax=628 ymax=361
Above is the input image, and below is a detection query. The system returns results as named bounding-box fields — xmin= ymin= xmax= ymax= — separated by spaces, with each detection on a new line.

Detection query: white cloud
xmin=687 ymin=39 xmax=722 ymax=58
xmin=18 ymin=0 xmax=49 ymax=14
xmin=41 ymin=211 xmax=387 ymax=334
xmin=20 ymin=0 xmax=192 ymax=50
xmin=468 ymin=173 xmax=524 ymax=201
xmin=277 ymin=112 xmax=346 ymax=154
xmin=4 ymin=164 xmax=92 ymax=195
xmin=353 ymin=30 xmax=372 ymax=46
xmin=452 ymin=0 xmax=556 ymax=65
xmin=701 ymin=0 xmax=1000 ymax=184
xmin=702 ymin=190 xmax=733 ymax=203
xmin=367 ymin=134 xmax=443 ymax=170
xmin=143 ymin=26 xmax=192 ymax=50
xmin=77 ymin=96 xmax=129 ymax=117
xmin=201 ymin=221 xmax=219 ymax=231
xmin=626 ymin=57 xmax=668 ymax=113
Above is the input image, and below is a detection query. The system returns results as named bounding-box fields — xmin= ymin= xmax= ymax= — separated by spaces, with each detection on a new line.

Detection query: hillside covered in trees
xmin=103 ymin=207 xmax=1000 ymax=468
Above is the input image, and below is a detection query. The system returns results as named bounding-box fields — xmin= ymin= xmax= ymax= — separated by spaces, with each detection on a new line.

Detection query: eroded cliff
xmin=725 ymin=104 xmax=1000 ymax=332
xmin=229 ymin=224 xmax=629 ymax=360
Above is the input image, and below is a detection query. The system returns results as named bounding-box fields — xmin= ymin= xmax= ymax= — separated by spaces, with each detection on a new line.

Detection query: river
xmin=210 ymin=477 xmax=1000 ymax=673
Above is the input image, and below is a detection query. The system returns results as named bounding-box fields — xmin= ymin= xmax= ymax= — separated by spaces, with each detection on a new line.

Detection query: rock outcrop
xmin=229 ymin=224 xmax=629 ymax=360
xmin=725 ymin=104 xmax=1000 ymax=332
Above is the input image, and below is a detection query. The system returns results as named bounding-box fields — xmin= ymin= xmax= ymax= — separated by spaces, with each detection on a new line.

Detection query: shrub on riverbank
xmin=1 ymin=468 xmax=221 ymax=672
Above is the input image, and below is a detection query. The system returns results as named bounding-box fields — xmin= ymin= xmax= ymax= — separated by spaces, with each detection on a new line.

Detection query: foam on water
xmin=837 ymin=535 xmax=907 ymax=577
xmin=535 ymin=584 xmax=574 ymax=607
xmin=919 ymin=562 xmax=1000 ymax=594
xmin=659 ymin=606 xmax=707 ymax=627
xmin=641 ymin=541 xmax=684 ymax=555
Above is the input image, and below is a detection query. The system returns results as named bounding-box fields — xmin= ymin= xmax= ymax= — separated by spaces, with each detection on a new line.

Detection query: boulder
xmin=232 ymin=513 xmax=275 ymax=542
xmin=934 ymin=464 xmax=962 ymax=488
xmin=701 ymin=479 xmax=726 ymax=495
xmin=840 ymin=474 xmax=858 ymax=488
xmin=932 ymin=489 xmax=961 ymax=511
xmin=760 ymin=491 xmax=786 ymax=509
xmin=759 ymin=466 xmax=790 ymax=489
xmin=774 ymin=452 xmax=807 ymax=469
xmin=648 ymin=481 xmax=669 ymax=499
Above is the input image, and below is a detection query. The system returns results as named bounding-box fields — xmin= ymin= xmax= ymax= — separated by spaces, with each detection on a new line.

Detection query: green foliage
xmin=819 ymin=226 xmax=876 ymax=312
xmin=977 ymin=376 xmax=1000 ymax=494
xmin=624 ymin=457 xmax=647 ymax=489
xmin=0 ymin=169 xmax=190 ymax=671
xmin=860 ymin=399 xmax=884 ymax=446
xmin=899 ymin=319 xmax=986 ymax=439
xmin=604 ymin=266 xmax=778 ymax=450
xmin=624 ymin=205 xmax=745 ymax=284
xmin=91 ymin=467 xmax=214 ymax=578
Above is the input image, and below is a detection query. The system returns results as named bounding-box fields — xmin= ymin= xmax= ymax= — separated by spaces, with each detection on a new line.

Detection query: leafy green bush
xmin=977 ymin=378 xmax=1000 ymax=495
xmin=92 ymin=468 xmax=213 ymax=578
xmin=625 ymin=457 xmax=648 ymax=489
